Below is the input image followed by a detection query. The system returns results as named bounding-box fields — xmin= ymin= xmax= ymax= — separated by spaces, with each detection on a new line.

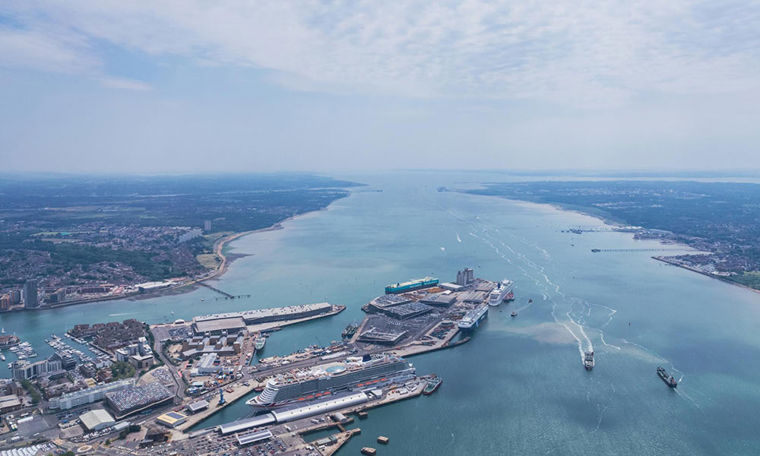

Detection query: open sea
xmin=2 ymin=172 xmax=760 ymax=455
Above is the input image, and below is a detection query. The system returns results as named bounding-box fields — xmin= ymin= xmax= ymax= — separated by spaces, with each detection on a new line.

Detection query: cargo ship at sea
xmin=657 ymin=366 xmax=678 ymax=388
xmin=385 ymin=277 xmax=439 ymax=294
xmin=458 ymin=306 xmax=488 ymax=330
xmin=488 ymin=279 xmax=514 ymax=306
xmin=247 ymin=354 xmax=415 ymax=410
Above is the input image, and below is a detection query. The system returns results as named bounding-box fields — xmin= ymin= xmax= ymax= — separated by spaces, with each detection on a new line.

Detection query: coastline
xmin=12 ymin=212 xmax=312 ymax=313
xmin=653 ymin=256 xmax=760 ymax=295
xmin=462 ymin=191 xmax=760 ymax=294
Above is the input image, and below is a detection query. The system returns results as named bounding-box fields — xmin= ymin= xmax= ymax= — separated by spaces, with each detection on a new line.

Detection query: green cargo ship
xmin=385 ymin=277 xmax=439 ymax=294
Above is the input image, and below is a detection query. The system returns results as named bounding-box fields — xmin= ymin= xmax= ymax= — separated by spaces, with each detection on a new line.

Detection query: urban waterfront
xmin=3 ymin=172 xmax=760 ymax=455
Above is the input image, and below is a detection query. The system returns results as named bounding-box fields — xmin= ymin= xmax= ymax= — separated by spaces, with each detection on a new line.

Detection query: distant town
xmin=0 ymin=175 xmax=357 ymax=312
xmin=465 ymin=180 xmax=760 ymax=291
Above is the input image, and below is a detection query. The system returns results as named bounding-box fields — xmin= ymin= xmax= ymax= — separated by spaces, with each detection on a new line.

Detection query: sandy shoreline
xmin=653 ymin=256 xmax=760 ymax=295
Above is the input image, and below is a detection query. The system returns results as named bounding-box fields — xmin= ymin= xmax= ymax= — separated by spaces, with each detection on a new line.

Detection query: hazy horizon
xmin=2 ymin=1 xmax=759 ymax=173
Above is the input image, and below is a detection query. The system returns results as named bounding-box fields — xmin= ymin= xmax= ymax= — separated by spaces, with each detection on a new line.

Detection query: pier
xmin=196 ymin=282 xmax=238 ymax=299
xmin=591 ymin=248 xmax=686 ymax=253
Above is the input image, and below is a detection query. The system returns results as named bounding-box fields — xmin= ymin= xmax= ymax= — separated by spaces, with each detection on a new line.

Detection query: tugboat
xmin=583 ymin=350 xmax=595 ymax=370
xmin=423 ymin=376 xmax=442 ymax=395
xmin=657 ymin=366 xmax=678 ymax=388
xmin=510 ymin=311 xmax=518 ymax=317
xmin=341 ymin=323 xmax=358 ymax=339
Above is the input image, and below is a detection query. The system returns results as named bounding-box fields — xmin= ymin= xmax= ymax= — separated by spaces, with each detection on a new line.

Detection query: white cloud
xmin=0 ymin=26 xmax=97 ymax=74
xmin=100 ymin=77 xmax=152 ymax=91
xmin=1 ymin=0 xmax=759 ymax=106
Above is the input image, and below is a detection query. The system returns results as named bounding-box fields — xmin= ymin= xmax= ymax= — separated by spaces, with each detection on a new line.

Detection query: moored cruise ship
xmin=247 ymin=354 xmax=415 ymax=410
xmin=458 ymin=306 xmax=488 ymax=330
xmin=487 ymin=279 xmax=514 ymax=306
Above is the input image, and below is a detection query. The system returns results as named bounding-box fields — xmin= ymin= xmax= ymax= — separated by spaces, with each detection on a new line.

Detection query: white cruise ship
xmin=487 ymin=279 xmax=514 ymax=306
xmin=247 ymin=354 xmax=415 ymax=410
xmin=458 ymin=305 xmax=488 ymax=330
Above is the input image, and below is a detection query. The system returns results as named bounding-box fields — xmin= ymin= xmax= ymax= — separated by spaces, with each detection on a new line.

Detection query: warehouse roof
xmin=193 ymin=317 xmax=247 ymax=334
xmin=79 ymin=409 xmax=115 ymax=431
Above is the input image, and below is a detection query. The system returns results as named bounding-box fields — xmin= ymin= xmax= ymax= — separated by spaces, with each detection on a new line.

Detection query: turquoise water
xmin=3 ymin=172 xmax=760 ymax=455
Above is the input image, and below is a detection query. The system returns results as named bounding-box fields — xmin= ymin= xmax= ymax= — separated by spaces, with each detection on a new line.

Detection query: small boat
xmin=657 ymin=366 xmax=678 ymax=388
xmin=510 ymin=311 xmax=518 ymax=317
xmin=423 ymin=376 xmax=442 ymax=395
xmin=254 ymin=337 xmax=266 ymax=351
xmin=0 ymin=354 xmax=5 ymax=361
xmin=584 ymin=350 xmax=594 ymax=370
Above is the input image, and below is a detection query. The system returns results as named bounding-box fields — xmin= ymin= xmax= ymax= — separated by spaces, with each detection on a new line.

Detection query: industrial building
xmin=156 ymin=411 xmax=188 ymax=428
xmin=190 ymin=353 xmax=233 ymax=377
xmin=181 ymin=333 xmax=244 ymax=358
xmin=79 ymin=409 xmax=116 ymax=432
xmin=376 ymin=302 xmax=432 ymax=320
xmin=460 ymin=291 xmax=488 ymax=303
xmin=456 ymin=268 xmax=474 ymax=286
xmin=357 ymin=328 xmax=407 ymax=345
xmin=186 ymin=399 xmax=209 ymax=414
xmin=439 ymin=282 xmax=464 ymax=291
xmin=0 ymin=395 xmax=21 ymax=413
xmin=366 ymin=295 xmax=412 ymax=313
xmin=192 ymin=317 xmax=247 ymax=335
xmin=420 ymin=292 xmax=457 ymax=307
xmin=192 ymin=303 xmax=335 ymax=335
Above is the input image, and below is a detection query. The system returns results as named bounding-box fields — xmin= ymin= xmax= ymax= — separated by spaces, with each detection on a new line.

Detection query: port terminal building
xmin=192 ymin=302 xmax=335 ymax=335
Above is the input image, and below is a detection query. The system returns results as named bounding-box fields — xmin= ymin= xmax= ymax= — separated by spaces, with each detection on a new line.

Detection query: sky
xmin=1 ymin=1 xmax=759 ymax=174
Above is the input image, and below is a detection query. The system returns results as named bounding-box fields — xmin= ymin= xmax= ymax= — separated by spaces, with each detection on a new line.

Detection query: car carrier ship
xmin=385 ymin=277 xmax=439 ymax=294
xmin=657 ymin=366 xmax=678 ymax=388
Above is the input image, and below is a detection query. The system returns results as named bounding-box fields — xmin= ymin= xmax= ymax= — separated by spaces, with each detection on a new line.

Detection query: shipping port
xmin=17 ymin=268 xmax=511 ymax=456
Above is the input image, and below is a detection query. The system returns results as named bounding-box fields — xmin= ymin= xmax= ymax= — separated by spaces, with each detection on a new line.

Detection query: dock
xmin=119 ymin=270 xmax=503 ymax=456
